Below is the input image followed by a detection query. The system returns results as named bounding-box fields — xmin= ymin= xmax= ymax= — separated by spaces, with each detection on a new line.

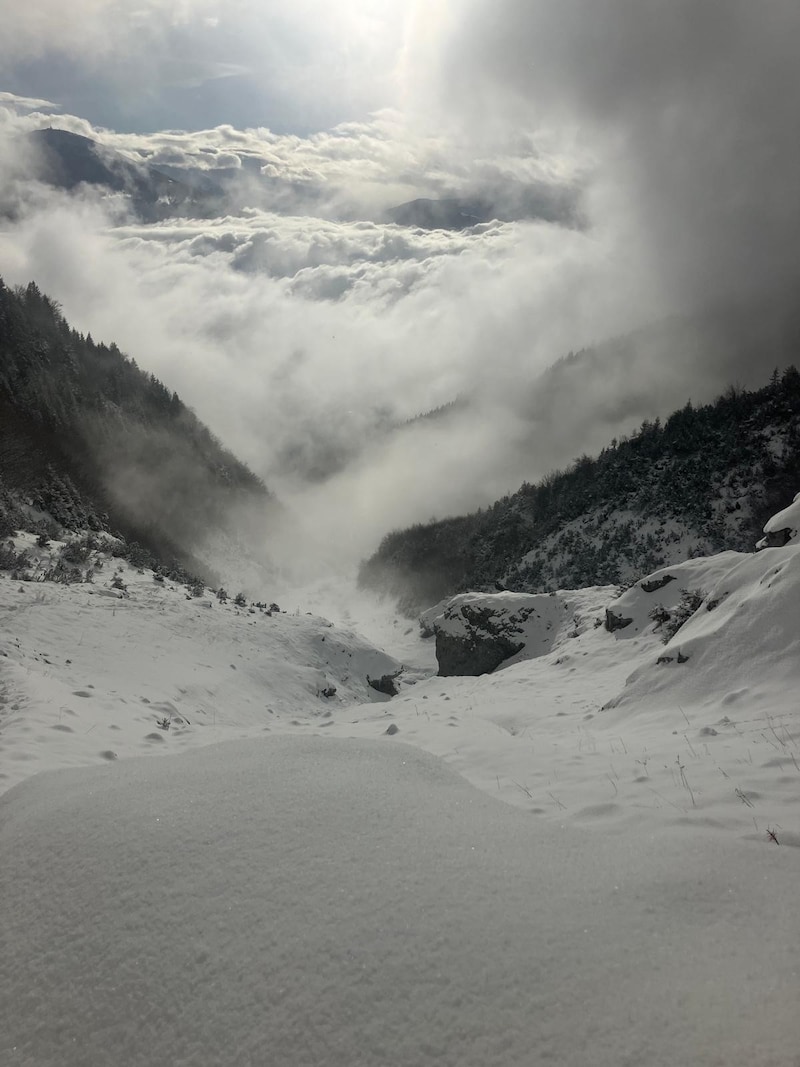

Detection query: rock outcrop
xmin=420 ymin=592 xmax=569 ymax=676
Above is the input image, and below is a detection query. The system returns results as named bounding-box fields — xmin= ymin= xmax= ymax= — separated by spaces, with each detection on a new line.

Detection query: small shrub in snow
xmin=60 ymin=535 xmax=98 ymax=565
xmin=40 ymin=561 xmax=83 ymax=584
xmin=234 ymin=592 xmax=247 ymax=607
xmin=0 ymin=542 xmax=31 ymax=572
xmin=659 ymin=588 xmax=706 ymax=644
xmin=648 ymin=604 xmax=671 ymax=629
xmin=216 ymin=588 xmax=228 ymax=602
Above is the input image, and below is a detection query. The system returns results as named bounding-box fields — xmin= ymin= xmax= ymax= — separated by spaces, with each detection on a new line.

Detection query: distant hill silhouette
xmin=386 ymin=182 xmax=580 ymax=231
xmin=27 ymin=128 xmax=189 ymax=218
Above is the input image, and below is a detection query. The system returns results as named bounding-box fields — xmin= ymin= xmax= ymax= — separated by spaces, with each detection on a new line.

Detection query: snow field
xmin=2 ymin=736 xmax=799 ymax=1067
xmin=1 ymin=532 xmax=800 ymax=1064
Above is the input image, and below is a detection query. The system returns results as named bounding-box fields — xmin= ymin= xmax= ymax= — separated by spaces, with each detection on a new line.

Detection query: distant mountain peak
xmin=26 ymin=126 xmax=187 ymax=216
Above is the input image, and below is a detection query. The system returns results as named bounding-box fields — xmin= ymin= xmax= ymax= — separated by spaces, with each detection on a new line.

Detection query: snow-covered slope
xmin=2 ymin=513 xmax=799 ymax=1066
xmin=0 ymin=534 xmax=425 ymax=795
xmin=607 ymin=547 xmax=800 ymax=718
xmin=2 ymin=531 xmax=799 ymax=835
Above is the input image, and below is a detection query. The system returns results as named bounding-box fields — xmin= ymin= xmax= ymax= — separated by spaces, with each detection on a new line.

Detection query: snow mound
xmin=604 ymin=552 xmax=746 ymax=638
xmin=606 ymin=544 xmax=800 ymax=717
xmin=2 ymin=735 xmax=799 ymax=1067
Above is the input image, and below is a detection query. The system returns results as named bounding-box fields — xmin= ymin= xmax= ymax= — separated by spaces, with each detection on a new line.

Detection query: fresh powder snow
xmin=1 ymin=515 xmax=799 ymax=1065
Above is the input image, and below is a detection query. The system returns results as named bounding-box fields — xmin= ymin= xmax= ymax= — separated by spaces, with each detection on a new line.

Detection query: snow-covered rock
xmin=420 ymin=590 xmax=573 ymax=675
xmin=756 ymin=489 xmax=800 ymax=548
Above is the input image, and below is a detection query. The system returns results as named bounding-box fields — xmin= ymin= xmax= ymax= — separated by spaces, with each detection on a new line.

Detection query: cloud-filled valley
xmin=2 ymin=1 xmax=800 ymax=575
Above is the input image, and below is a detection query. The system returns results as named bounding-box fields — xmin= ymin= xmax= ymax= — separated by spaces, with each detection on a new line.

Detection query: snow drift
xmin=2 ymin=735 xmax=799 ymax=1067
xmin=2 ymin=496 xmax=800 ymax=1066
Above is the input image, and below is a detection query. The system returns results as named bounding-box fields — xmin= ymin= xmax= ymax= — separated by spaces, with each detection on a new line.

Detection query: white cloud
xmin=6 ymin=0 xmax=796 ymax=578
xmin=0 ymin=160 xmax=662 ymax=570
xmin=0 ymin=0 xmax=413 ymax=134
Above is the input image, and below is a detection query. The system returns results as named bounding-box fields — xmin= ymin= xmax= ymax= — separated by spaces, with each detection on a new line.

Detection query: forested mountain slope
xmin=360 ymin=368 xmax=800 ymax=611
xmin=0 ymin=278 xmax=273 ymax=578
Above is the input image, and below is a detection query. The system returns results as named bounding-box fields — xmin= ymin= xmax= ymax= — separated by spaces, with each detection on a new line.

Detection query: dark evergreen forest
xmin=0 ymin=278 xmax=272 ymax=578
xmin=360 ymin=369 xmax=800 ymax=611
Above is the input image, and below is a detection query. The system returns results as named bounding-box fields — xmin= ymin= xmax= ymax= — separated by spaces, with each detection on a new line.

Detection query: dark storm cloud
xmin=436 ymin=0 xmax=800 ymax=312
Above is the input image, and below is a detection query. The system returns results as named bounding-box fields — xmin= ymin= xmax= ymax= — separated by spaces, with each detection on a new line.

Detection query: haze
xmin=1 ymin=0 xmax=798 ymax=573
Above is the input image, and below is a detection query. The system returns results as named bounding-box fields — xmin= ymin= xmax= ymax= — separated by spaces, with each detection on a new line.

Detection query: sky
xmin=1 ymin=0 xmax=799 ymax=571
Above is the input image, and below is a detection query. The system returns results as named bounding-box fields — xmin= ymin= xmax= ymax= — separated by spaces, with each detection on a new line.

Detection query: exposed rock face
xmin=758 ymin=528 xmax=793 ymax=548
xmin=435 ymin=608 xmax=526 ymax=677
xmin=756 ymin=490 xmax=800 ymax=549
xmin=604 ymin=609 xmax=633 ymax=632
xmin=420 ymin=592 xmax=569 ymax=677
xmin=640 ymin=574 xmax=676 ymax=594
xmin=368 ymin=672 xmax=401 ymax=697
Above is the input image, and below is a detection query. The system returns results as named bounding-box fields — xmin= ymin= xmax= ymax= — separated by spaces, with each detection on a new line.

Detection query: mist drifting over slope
xmin=1 ymin=2 xmax=799 ymax=574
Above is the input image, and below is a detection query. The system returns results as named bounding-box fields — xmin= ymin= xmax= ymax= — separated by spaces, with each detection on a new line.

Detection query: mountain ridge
xmin=359 ymin=367 xmax=800 ymax=612
xmin=0 ymin=276 xmax=274 ymax=581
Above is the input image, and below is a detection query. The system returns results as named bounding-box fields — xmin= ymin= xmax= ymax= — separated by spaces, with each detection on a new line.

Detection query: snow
xmin=3 ymin=737 xmax=799 ymax=1067
xmin=762 ymin=489 xmax=800 ymax=541
xmin=2 ymin=517 xmax=800 ymax=1065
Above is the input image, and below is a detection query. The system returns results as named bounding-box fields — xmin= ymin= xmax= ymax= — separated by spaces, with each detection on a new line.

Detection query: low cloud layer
xmin=2 ymin=0 xmax=799 ymax=578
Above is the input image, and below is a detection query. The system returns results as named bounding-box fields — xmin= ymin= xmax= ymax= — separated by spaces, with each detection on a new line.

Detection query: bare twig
xmin=676 ymin=756 xmax=696 ymax=807
xmin=765 ymin=714 xmax=787 ymax=749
